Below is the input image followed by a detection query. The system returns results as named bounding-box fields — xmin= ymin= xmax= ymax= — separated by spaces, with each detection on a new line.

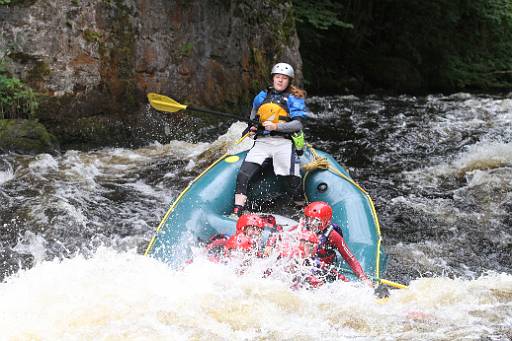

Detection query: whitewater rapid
xmin=1 ymin=93 xmax=511 ymax=340
xmin=0 ymin=248 xmax=510 ymax=340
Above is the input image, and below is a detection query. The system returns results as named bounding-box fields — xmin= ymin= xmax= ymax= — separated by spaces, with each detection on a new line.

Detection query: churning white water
xmin=0 ymin=248 xmax=510 ymax=340
xmin=1 ymin=94 xmax=511 ymax=340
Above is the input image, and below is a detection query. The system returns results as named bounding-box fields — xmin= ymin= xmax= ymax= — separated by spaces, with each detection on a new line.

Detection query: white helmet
xmin=271 ymin=63 xmax=294 ymax=78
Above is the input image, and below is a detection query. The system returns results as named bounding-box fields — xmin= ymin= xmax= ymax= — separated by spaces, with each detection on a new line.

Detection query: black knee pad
xmin=285 ymin=175 xmax=303 ymax=201
xmin=235 ymin=162 xmax=262 ymax=195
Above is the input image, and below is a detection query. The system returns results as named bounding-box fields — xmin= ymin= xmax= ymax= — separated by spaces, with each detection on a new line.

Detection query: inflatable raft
xmin=145 ymin=145 xmax=387 ymax=282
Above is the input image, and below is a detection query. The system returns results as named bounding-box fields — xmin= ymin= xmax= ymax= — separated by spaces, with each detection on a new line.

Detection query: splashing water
xmin=306 ymin=93 xmax=512 ymax=281
xmin=0 ymin=163 xmax=14 ymax=185
xmin=1 ymin=94 xmax=511 ymax=339
xmin=0 ymin=248 xmax=510 ymax=340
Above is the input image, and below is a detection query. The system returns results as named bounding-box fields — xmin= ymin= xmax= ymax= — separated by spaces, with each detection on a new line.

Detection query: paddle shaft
xmin=187 ymin=105 xmax=253 ymax=123
xmin=380 ymin=278 xmax=408 ymax=289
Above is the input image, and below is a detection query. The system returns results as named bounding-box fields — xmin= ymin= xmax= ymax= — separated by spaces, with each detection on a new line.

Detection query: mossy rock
xmin=45 ymin=115 xmax=136 ymax=150
xmin=70 ymin=116 xmax=127 ymax=146
xmin=0 ymin=119 xmax=58 ymax=154
xmin=0 ymin=0 xmax=37 ymax=7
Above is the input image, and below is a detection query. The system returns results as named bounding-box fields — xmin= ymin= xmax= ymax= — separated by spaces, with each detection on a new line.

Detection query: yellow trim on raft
xmin=144 ymin=133 xmax=251 ymax=256
xmin=304 ymin=145 xmax=383 ymax=279
xmin=144 ymin=155 xmax=229 ymax=255
xmin=145 ymin=236 xmax=156 ymax=256
xmin=367 ymin=197 xmax=383 ymax=278
xmin=144 ymin=138 xmax=407 ymax=289
xmin=305 ymin=146 xmax=408 ymax=288
xmin=380 ymin=279 xmax=408 ymax=289
xmin=225 ymin=155 xmax=240 ymax=163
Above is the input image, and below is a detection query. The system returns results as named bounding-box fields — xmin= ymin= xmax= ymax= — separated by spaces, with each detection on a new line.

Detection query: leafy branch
xmin=0 ymin=60 xmax=38 ymax=119
xmin=292 ymin=0 xmax=353 ymax=30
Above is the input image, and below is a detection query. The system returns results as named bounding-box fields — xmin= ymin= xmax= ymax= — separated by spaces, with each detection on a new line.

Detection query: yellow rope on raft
xmin=303 ymin=144 xmax=369 ymax=195
xmin=302 ymin=155 xmax=330 ymax=172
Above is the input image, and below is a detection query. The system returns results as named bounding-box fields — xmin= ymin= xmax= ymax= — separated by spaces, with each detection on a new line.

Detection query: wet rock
xmin=0 ymin=0 xmax=302 ymax=148
xmin=0 ymin=119 xmax=58 ymax=154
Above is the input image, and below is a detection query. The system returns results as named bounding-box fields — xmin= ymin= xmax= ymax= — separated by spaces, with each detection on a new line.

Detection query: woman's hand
xmin=262 ymin=121 xmax=278 ymax=131
xmin=242 ymin=124 xmax=258 ymax=136
xmin=247 ymin=125 xmax=258 ymax=135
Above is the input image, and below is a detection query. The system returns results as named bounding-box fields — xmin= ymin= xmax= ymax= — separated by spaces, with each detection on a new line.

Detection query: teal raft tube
xmin=145 ymin=144 xmax=387 ymax=282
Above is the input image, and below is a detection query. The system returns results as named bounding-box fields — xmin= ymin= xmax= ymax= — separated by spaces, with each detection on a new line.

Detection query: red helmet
xmin=304 ymin=201 xmax=332 ymax=231
xmin=236 ymin=214 xmax=266 ymax=233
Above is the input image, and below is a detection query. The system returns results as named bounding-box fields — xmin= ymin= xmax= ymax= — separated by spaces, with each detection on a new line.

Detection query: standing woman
xmin=233 ymin=62 xmax=307 ymax=216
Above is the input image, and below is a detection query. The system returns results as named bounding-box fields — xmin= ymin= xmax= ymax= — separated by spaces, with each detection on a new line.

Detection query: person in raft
xmin=224 ymin=213 xmax=267 ymax=255
xmin=265 ymin=222 xmax=353 ymax=289
xmin=232 ymin=62 xmax=307 ymax=216
xmin=301 ymin=201 xmax=374 ymax=287
xmin=206 ymin=213 xmax=271 ymax=260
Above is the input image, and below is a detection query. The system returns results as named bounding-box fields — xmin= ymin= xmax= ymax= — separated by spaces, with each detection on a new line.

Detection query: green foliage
xmin=28 ymin=60 xmax=51 ymax=82
xmin=249 ymin=47 xmax=271 ymax=92
xmin=294 ymin=0 xmax=512 ymax=93
xmin=83 ymin=29 xmax=102 ymax=43
xmin=292 ymin=0 xmax=352 ymax=30
xmin=368 ymin=0 xmax=512 ymax=91
xmin=0 ymin=61 xmax=38 ymax=119
xmin=0 ymin=0 xmax=28 ymax=5
xmin=179 ymin=42 xmax=193 ymax=58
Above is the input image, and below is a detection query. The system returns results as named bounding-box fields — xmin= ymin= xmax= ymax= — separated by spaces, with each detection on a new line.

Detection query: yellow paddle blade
xmin=147 ymin=93 xmax=188 ymax=113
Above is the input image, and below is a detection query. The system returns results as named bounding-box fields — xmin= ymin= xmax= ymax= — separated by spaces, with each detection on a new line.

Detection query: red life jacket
xmin=316 ymin=224 xmax=343 ymax=264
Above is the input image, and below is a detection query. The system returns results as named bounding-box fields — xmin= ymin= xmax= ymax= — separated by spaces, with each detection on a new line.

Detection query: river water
xmin=0 ymin=93 xmax=511 ymax=340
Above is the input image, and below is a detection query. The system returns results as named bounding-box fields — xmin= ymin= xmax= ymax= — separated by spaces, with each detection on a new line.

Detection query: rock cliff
xmin=0 ymin=0 xmax=301 ymax=148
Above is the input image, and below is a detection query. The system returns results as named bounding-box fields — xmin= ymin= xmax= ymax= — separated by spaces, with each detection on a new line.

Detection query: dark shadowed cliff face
xmin=0 ymin=0 xmax=301 ymax=148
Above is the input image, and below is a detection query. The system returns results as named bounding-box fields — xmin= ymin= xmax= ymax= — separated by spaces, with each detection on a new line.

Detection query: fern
xmin=0 ymin=61 xmax=38 ymax=119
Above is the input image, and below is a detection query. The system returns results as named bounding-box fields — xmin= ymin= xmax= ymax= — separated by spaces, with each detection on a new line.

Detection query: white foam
xmin=28 ymin=153 xmax=59 ymax=174
xmin=454 ymin=142 xmax=512 ymax=174
xmin=391 ymin=241 xmax=462 ymax=276
xmin=61 ymin=150 xmax=102 ymax=187
xmin=463 ymin=168 xmax=512 ymax=189
xmin=0 ymin=167 xmax=14 ymax=185
xmin=184 ymin=159 xmax=196 ymax=171
xmin=12 ymin=231 xmax=48 ymax=264
xmin=404 ymin=141 xmax=512 ymax=187
xmin=125 ymin=180 xmax=162 ymax=198
xmin=0 ymin=248 xmax=510 ymax=340
xmin=447 ymin=92 xmax=473 ymax=100
xmin=220 ymin=121 xmax=254 ymax=155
